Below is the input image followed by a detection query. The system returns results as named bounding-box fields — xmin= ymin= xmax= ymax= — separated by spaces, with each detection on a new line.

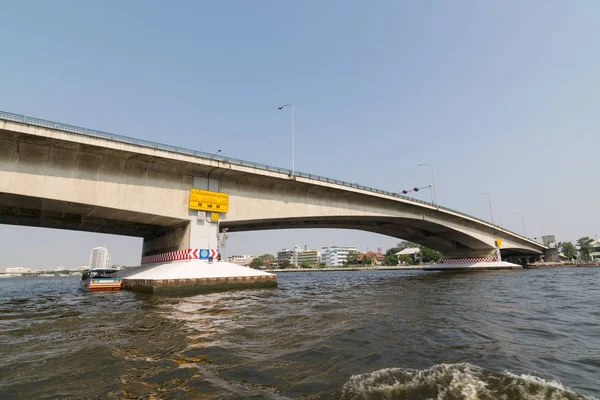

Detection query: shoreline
xmin=527 ymin=262 xmax=600 ymax=269
xmin=3 ymin=262 xmax=599 ymax=278
xmin=264 ymin=266 xmax=424 ymax=272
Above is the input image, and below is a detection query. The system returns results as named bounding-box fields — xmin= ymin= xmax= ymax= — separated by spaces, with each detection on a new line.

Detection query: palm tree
xmin=576 ymin=237 xmax=595 ymax=261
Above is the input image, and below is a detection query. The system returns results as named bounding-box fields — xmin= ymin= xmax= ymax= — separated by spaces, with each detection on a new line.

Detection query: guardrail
xmin=0 ymin=110 xmax=542 ymax=246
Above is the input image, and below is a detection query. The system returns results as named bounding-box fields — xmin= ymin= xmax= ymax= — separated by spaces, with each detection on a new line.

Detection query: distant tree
xmin=249 ymin=254 xmax=276 ymax=269
xmin=576 ymin=237 xmax=595 ymax=261
xmin=249 ymin=258 xmax=262 ymax=269
xmin=278 ymin=260 xmax=292 ymax=269
xmin=418 ymin=246 xmax=441 ymax=263
xmin=345 ymin=251 xmax=360 ymax=266
xmin=559 ymin=241 xmax=578 ymax=260
xmin=262 ymin=254 xmax=276 ymax=266
xmin=300 ymin=261 xmax=311 ymax=269
xmin=397 ymin=241 xmax=419 ymax=250
xmin=386 ymin=247 xmax=402 ymax=256
xmin=398 ymin=254 xmax=411 ymax=265
xmin=384 ymin=247 xmax=402 ymax=266
xmin=318 ymin=262 xmax=327 ymax=268
xmin=362 ymin=253 xmax=377 ymax=266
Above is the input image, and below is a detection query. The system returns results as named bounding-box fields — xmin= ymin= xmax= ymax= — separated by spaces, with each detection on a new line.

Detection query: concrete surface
xmin=423 ymin=261 xmax=523 ymax=271
xmin=119 ymin=259 xmax=277 ymax=293
xmin=0 ymin=116 xmax=547 ymax=262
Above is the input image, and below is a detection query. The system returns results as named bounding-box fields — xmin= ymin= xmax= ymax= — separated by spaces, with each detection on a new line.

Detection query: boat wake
xmin=341 ymin=363 xmax=594 ymax=400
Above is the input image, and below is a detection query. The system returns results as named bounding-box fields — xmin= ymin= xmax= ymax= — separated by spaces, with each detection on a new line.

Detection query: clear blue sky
xmin=1 ymin=1 xmax=598 ymax=269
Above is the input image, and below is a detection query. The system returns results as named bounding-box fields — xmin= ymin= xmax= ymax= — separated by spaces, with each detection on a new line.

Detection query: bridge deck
xmin=0 ymin=110 xmax=544 ymax=251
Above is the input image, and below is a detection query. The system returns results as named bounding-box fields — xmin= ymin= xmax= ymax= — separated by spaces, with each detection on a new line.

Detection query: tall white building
xmin=89 ymin=247 xmax=111 ymax=269
xmin=321 ymin=246 xmax=358 ymax=266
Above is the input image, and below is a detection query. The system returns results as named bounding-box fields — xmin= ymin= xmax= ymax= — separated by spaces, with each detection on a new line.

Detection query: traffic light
xmin=413 ymin=187 xmax=419 ymax=192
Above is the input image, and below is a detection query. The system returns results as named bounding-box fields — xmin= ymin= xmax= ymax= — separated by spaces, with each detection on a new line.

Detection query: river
xmin=0 ymin=268 xmax=598 ymax=399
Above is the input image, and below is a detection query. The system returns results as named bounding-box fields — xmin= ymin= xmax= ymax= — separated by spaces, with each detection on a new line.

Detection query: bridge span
xmin=0 ymin=111 xmax=547 ymax=265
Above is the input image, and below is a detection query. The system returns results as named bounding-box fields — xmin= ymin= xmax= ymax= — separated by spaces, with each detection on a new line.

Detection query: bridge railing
xmin=0 ymin=110 xmax=539 ymax=244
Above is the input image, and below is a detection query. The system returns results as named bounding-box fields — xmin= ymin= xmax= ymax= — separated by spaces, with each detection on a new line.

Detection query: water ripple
xmin=0 ymin=268 xmax=599 ymax=399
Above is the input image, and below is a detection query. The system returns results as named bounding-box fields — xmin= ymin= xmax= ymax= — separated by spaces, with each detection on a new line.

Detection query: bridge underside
xmin=0 ymin=192 xmax=186 ymax=237
xmin=221 ymin=217 xmax=543 ymax=258
xmin=0 ymin=192 xmax=543 ymax=260
xmin=499 ymin=248 xmax=544 ymax=257
xmin=222 ymin=216 xmax=502 ymax=258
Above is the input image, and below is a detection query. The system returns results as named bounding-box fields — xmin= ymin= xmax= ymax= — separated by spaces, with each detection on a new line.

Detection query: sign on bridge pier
xmin=189 ymin=189 xmax=229 ymax=213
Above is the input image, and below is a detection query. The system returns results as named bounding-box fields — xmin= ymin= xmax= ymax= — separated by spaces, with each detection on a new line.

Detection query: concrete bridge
xmin=0 ymin=111 xmax=546 ymax=266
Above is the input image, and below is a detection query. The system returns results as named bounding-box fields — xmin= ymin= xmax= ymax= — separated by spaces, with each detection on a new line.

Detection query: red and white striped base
xmin=141 ymin=249 xmax=219 ymax=265
xmin=441 ymin=257 xmax=499 ymax=263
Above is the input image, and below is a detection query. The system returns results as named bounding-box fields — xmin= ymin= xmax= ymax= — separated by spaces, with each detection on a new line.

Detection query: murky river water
xmin=1 ymin=268 xmax=599 ymax=399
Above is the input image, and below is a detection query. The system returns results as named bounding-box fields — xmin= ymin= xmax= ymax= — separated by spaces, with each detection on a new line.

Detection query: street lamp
xmin=211 ymin=149 xmax=222 ymax=159
xmin=514 ymin=213 xmax=527 ymax=237
xmin=477 ymin=192 xmax=495 ymax=226
xmin=278 ymin=104 xmax=295 ymax=176
xmin=419 ymin=163 xmax=437 ymax=206
xmin=401 ymin=185 xmax=433 ymax=203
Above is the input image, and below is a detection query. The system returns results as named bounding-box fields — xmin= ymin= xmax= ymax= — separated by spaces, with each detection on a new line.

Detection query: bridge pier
xmin=142 ymin=223 xmax=190 ymax=257
xmin=424 ymin=248 xmax=522 ymax=271
xmin=141 ymin=176 xmax=219 ymax=259
xmin=544 ymin=248 xmax=560 ymax=262
xmin=128 ymin=175 xmax=277 ymax=293
xmin=188 ymin=176 xmax=221 ymax=250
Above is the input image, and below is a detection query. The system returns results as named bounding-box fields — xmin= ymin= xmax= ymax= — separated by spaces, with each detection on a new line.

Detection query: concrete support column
xmin=141 ymin=176 xmax=221 ymax=259
xmin=544 ymin=248 xmax=560 ymax=262
xmin=142 ymin=223 xmax=190 ymax=257
xmin=188 ymin=176 xmax=220 ymax=250
xmin=440 ymin=248 xmax=499 ymax=260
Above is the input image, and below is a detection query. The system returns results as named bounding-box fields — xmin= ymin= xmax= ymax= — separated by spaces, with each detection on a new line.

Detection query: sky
xmin=1 ymin=1 xmax=598 ymax=270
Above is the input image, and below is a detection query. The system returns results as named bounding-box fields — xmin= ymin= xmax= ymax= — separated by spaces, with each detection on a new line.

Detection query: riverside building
xmin=321 ymin=246 xmax=358 ymax=266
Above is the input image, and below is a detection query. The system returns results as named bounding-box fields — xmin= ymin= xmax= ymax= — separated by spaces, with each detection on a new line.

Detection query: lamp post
xmin=514 ymin=213 xmax=527 ymax=237
xmin=477 ymin=192 xmax=495 ymax=226
xmin=278 ymin=104 xmax=295 ymax=176
xmin=401 ymin=185 xmax=433 ymax=203
xmin=418 ymin=163 xmax=437 ymax=206
xmin=211 ymin=149 xmax=222 ymax=159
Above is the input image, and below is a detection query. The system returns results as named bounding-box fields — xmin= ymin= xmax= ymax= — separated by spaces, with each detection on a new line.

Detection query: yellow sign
xmin=189 ymin=189 xmax=229 ymax=213
xmin=211 ymin=212 xmax=219 ymax=222
xmin=495 ymin=238 xmax=502 ymax=247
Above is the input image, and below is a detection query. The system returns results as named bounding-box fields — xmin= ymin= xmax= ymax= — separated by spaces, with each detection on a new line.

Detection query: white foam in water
xmin=504 ymin=372 xmax=567 ymax=390
xmin=341 ymin=363 xmax=595 ymax=400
